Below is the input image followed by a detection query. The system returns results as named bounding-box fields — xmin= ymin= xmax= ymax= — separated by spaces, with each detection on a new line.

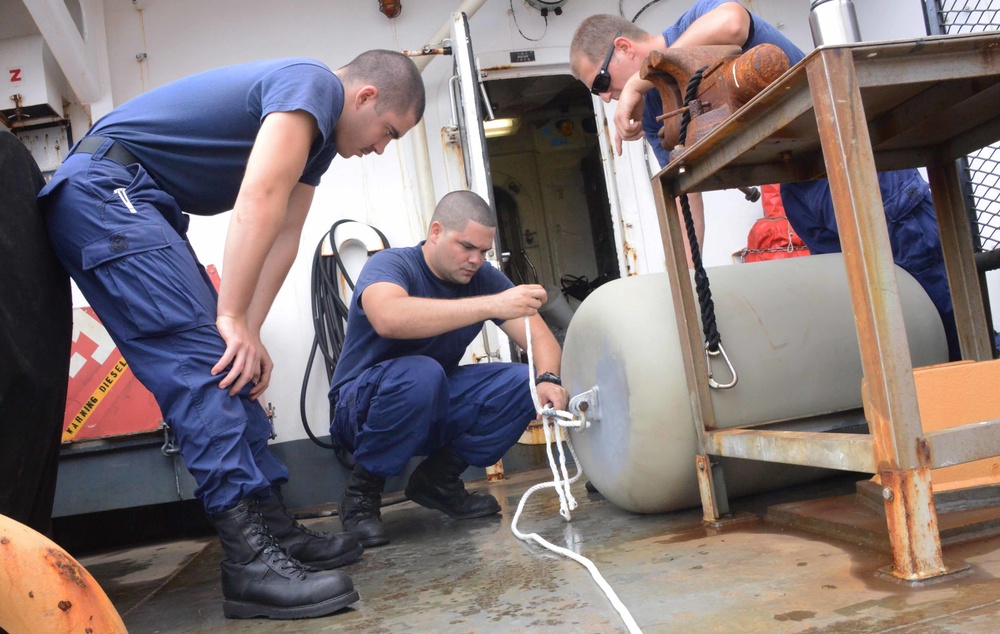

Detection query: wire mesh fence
xmin=925 ymin=0 xmax=1000 ymax=252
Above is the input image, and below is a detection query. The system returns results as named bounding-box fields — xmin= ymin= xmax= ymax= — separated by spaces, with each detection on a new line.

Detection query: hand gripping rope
xmin=510 ymin=316 xmax=643 ymax=634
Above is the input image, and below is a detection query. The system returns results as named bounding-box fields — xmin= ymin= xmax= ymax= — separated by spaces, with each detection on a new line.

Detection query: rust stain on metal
xmin=915 ymin=437 xmax=932 ymax=468
xmin=485 ymin=460 xmax=505 ymax=482
xmin=519 ymin=421 xmax=565 ymax=445
xmin=641 ymin=43 xmax=790 ymax=150
xmin=695 ymin=454 xmax=722 ymax=521
xmin=337 ymin=270 xmax=349 ymax=297
xmin=402 ymin=46 xmax=450 ymax=58
xmin=880 ymin=468 xmax=946 ymax=581
xmin=622 ymin=241 xmax=638 ymax=276
xmin=46 ymin=547 xmax=88 ymax=588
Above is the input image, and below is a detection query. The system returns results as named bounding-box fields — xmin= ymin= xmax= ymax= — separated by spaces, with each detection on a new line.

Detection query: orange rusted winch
xmin=640 ymin=43 xmax=790 ymax=152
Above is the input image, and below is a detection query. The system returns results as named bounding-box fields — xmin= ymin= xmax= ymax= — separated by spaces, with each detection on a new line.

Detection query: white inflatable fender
xmin=562 ymin=253 xmax=949 ymax=513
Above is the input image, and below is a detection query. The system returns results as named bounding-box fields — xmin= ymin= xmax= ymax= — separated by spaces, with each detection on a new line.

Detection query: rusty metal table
xmin=652 ymin=32 xmax=1000 ymax=581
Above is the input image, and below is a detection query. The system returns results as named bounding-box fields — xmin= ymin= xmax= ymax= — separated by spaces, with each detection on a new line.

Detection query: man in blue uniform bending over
xmin=38 ymin=51 xmax=424 ymax=620
xmin=570 ymin=1 xmax=958 ymax=358
xmin=329 ymin=190 xmax=568 ymax=547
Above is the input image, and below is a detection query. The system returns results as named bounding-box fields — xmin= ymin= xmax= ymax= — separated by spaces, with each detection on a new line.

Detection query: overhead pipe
xmin=23 ymin=0 xmax=104 ymax=104
xmin=407 ymin=0 xmax=489 ymax=219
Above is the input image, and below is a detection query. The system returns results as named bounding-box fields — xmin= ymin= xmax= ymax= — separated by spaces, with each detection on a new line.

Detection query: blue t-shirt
xmin=331 ymin=244 xmax=515 ymax=392
xmin=642 ymin=0 xmax=804 ymax=167
xmin=85 ymin=58 xmax=343 ymax=215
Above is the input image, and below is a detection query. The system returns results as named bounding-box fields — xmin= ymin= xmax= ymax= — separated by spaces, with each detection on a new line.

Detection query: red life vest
xmin=740 ymin=184 xmax=810 ymax=263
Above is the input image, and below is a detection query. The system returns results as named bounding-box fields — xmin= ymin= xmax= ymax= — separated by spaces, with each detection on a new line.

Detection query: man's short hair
xmin=570 ymin=15 xmax=650 ymax=78
xmin=340 ymin=50 xmax=426 ymax=121
xmin=430 ymin=191 xmax=496 ymax=232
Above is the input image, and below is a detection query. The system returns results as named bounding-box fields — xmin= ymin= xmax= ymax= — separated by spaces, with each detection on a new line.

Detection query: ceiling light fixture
xmin=483 ymin=117 xmax=521 ymax=139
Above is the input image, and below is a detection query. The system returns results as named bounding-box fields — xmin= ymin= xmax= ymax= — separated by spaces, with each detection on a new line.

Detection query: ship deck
xmin=78 ymin=467 xmax=1000 ymax=633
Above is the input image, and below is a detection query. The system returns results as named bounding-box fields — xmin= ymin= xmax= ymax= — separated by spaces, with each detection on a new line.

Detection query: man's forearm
xmin=245 ymin=225 xmax=300 ymax=332
xmin=368 ymin=293 xmax=500 ymax=340
xmin=246 ymin=185 xmax=313 ymax=331
xmin=218 ymin=111 xmax=313 ymax=324
xmin=528 ymin=316 xmax=562 ymax=377
xmin=500 ymin=313 xmax=561 ymax=376
xmin=217 ymin=196 xmax=286 ymax=323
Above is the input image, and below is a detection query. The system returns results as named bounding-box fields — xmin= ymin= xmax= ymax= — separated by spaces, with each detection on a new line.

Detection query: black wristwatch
xmin=535 ymin=372 xmax=562 ymax=386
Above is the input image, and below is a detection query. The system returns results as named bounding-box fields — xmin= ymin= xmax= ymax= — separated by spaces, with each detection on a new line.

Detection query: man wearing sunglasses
xmin=570 ymin=1 xmax=957 ymax=360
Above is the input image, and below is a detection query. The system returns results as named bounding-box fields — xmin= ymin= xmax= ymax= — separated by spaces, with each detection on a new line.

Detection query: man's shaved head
xmin=429 ymin=190 xmax=496 ymax=233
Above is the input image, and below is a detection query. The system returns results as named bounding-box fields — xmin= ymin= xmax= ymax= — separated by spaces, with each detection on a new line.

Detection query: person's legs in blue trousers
xmin=331 ymin=357 xmax=536 ymax=545
xmin=39 ymin=150 xmax=358 ymax=618
xmin=332 ymin=356 xmax=450 ymax=546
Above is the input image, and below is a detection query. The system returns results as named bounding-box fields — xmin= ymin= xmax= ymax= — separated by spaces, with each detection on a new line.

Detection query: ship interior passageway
xmin=82 ymin=467 xmax=1000 ymax=633
xmin=482 ymin=73 xmax=620 ymax=347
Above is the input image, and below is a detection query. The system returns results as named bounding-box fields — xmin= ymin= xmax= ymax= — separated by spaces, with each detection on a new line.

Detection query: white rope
xmin=511 ymin=316 xmax=643 ymax=634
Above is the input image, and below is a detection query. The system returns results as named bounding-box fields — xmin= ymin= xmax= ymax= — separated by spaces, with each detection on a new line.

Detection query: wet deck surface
xmin=81 ymin=468 xmax=1000 ymax=633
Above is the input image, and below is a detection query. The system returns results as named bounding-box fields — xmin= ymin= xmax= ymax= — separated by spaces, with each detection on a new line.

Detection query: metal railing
xmin=925 ymin=1 xmax=1000 ymax=253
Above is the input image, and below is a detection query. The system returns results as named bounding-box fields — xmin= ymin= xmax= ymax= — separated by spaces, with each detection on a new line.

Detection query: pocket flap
xmin=82 ymin=224 xmax=171 ymax=270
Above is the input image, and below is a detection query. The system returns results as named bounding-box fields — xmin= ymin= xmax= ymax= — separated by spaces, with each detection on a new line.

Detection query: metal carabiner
xmin=705 ymin=342 xmax=738 ymax=389
xmin=158 ymin=420 xmax=180 ymax=456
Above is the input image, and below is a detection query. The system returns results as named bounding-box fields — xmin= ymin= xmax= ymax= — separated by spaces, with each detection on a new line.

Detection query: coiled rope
xmin=510 ymin=316 xmax=643 ymax=634
xmin=301 ymin=220 xmax=389 ymax=452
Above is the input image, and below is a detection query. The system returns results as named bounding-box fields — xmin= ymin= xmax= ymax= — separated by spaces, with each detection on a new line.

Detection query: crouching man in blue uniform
xmin=38 ymin=51 xmax=425 ymax=620
xmin=570 ymin=2 xmax=959 ymax=359
xmin=329 ymin=190 xmax=569 ymax=547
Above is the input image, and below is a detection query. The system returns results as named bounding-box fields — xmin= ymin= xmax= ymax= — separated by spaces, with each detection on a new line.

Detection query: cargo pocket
xmin=334 ymin=365 xmax=388 ymax=435
xmin=82 ymin=224 xmax=215 ymax=338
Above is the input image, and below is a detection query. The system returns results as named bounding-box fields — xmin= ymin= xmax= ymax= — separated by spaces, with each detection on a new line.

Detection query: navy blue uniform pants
xmin=329 ymin=357 xmax=536 ymax=478
xmin=781 ymin=169 xmax=959 ymax=359
xmin=38 ymin=145 xmax=287 ymax=514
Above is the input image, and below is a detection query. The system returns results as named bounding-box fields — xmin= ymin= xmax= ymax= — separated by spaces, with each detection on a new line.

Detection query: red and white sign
xmin=62 ymin=265 xmax=225 ymax=443
xmin=63 ymin=307 xmax=163 ymax=443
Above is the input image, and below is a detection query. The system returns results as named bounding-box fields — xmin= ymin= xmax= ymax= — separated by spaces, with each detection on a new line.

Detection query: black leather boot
xmin=259 ymin=486 xmax=363 ymax=569
xmin=404 ymin=447 xmax=501 ymax=519
xmin=338 ymin=464 xmax=390 ymax=547
xmin=208 ymin=496 xmax=359 ymax=619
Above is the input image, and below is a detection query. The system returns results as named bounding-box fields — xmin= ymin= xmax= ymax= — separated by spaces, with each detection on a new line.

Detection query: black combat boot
xmin=338 ymin=464 xmax=390 ymax=548
xmin=208 ymin=496 xmax=359 ymax=620
xmin=404 ymin=447 xmax=501 ymax=519
xmin=258 ymin=486 xmax=363 ymax=569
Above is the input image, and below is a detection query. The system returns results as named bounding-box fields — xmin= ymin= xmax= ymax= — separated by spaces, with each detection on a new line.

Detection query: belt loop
xmin=90 ymin=138 xmax=113 ymax=162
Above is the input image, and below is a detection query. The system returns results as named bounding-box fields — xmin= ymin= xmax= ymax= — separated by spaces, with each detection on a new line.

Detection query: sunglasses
xmin=590 ymin=31 xmax=622 ymax=95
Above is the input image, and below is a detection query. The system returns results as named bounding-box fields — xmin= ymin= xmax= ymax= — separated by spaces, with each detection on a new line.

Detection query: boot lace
xmin=294 ymin=522 xmax=329 ymax=539
xmin=439 ymin=472 xmax=471 ymax=500
xmin=244 ymin=500 xmax=311 ymax=576
xmin=274 ymin=489 xmax=329 ymax=538
xmin=348 ymin=492 xmax=381 ymax=515
xmin=343 ymin=484 xmax=382 ymax=522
